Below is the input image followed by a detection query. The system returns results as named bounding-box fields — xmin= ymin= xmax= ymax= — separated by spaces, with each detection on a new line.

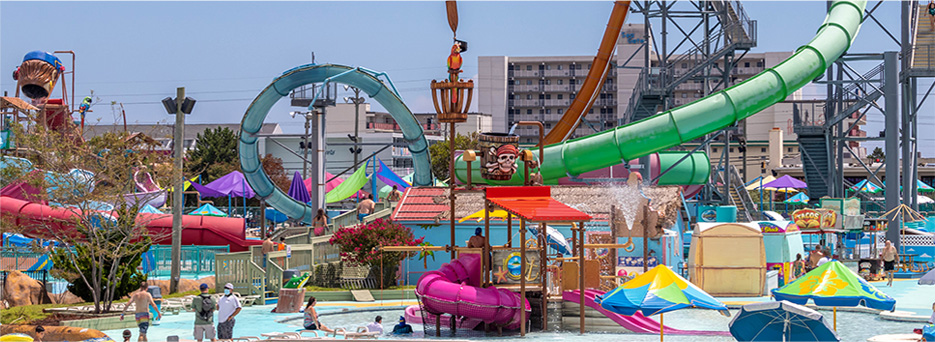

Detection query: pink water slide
xmin=0 ymin=196 xmax=260 ymax=252
xmin=415 ymin=253 xmax=531 ymax=330
xmin=563 ymin=289 xmax=730 ymax=336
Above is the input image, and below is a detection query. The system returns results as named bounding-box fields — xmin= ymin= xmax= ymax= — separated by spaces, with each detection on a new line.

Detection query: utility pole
xmin=170 ymin=87 xmax=184 ymax=294
xmin=344 ymin=86 xmax=365 ymax=167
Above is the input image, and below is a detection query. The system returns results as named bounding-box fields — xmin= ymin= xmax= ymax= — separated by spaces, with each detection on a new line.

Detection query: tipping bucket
xmin=478 ymin=132 xmax=519 ymax=180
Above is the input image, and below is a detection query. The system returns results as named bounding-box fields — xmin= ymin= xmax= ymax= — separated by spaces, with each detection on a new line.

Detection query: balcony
xmin=544 ymin=85 xmax=570 ymax=92
xmin=514 ymin=85 xmax=542 ymax=92
xmin=368 ymin=122 xmax=440 ymax=132
xmin=543 ymin=70 xmax=571 ymax=77
xmin=512 ymin=70 xmax=541 ymax=78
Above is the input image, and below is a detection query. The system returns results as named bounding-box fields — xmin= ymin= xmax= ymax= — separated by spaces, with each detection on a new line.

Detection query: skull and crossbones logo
xmin=486 ymin=144 xmax=518 ymax=175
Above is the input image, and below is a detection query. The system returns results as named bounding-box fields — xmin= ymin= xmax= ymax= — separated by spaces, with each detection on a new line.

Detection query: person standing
xmin=791 ymin=253 xmax=806 ymax=280
xmin=121 ymin=281 xmax=161 ymax=342
xmin=386 ymin=185 xmax=403 ymax=202
xmin=881 ymin=239 xmax=899 ymax=286
xmin=807 ymin=246 xmax=822 ymax=272
xmin=216 ymin=283 xmax=242 ymax=341
xmin=357 ymin=195 xmax=375 ymax=222
xmin=929 ymin=0 xmax=935 ymax=31
xmin=312 ymin=209 xmax=328 ymax=237
xmin=366 ymin=316 xmax=384 ymax=334
xmin=261 ymin=236 xmax=274 ymax=268
xmin=816 ymin=250 xmax=830 ymax=267
xmin=192 ymin=283 xmax=216 ymax=342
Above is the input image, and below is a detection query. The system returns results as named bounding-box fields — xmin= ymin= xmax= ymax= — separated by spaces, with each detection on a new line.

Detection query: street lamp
xmin=343 ymin=85 xmax=365 ymax=167
xmin=162 ymin=88 xmax=195 ymax=294
xmin=290 ymin=111 xmax=313 ymax=179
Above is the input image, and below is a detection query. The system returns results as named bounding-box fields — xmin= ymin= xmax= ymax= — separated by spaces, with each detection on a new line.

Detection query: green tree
xmin=429 ymin=132 xmax=478 ymax=180
xmin=868 ymin=146 xmax=884 ymax=163
xmin=1 ymin=123 xmax=174 ymax=314
xmin=186 ymin=126 xmax=239 ymax=181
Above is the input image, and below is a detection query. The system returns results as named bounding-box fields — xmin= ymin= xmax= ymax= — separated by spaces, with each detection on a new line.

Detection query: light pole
xmin=290 ymin=111 xmax=313 ymax=179
xmin=343 ymin=86 xmax=365 ymax=167
xmin=161 ymin=88 xmax=195 ymax=294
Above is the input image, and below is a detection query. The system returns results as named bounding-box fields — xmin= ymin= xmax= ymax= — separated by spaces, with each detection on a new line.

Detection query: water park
xmin=2 ymin=1 xmax=935 ymax=341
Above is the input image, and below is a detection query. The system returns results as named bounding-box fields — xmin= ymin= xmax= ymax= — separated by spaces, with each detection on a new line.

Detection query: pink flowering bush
xmin=329 ymin=218 xmax=423 ymax=288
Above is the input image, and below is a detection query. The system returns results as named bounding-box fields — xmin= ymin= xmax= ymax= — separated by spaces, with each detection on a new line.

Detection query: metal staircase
xmin=910 ymin=3 xmax=935 ymax=73
xmin=796 ymin=126 xmax=831 ymax=199
xmin=621 ymin=0 xmax=756 ymax=124
xmin=712 ymin=165 xmax=755 ymax=222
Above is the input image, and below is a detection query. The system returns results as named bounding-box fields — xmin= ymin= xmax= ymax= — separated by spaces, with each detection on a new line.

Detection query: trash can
xmin=147 ymin=285 xmax=162 ymax=324
xmin=716 ymin=206 xmax=737 ymax=223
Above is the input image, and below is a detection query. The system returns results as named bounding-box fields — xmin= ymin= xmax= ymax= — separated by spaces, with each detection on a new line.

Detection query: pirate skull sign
xmin=478 ymin=132 xmax=520 ymax=180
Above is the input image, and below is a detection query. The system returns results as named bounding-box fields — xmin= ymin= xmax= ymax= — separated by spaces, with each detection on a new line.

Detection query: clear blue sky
xmin=1 ymin=1 xmax=930 ymax=153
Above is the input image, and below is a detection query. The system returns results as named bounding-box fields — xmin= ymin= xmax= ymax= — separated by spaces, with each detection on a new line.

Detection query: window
xmin=508 ymin=94 xmax=514 ymax=99
xmin=681 ymin=93 xmax=687 ymax=98
xmin=527 ymin=80 xmax=532 ymax=85
xmin=558 ymin=94 xmax=563 ymax=99
xmin=545 ymin=94 xmax=551 ymax=99
xmin=589 ymin=109 xmax=594 ymax=114
xmin=761 ymin=147 xmax=766 ymax=153
xmin=570 ymin=94 xmax=576 ymax=99
xmin=546 ymin=109 xmax=551 ymax=114
xmin=558 ymin=80 xmax=563 ymax=85
xmin=527 ymin=109 xmax=532 ymax=114
xmin=577 ymin=64 xmax=583 ymax=70
xmin=607 ymin=108 xmax=614 ymax=114
xmin=757 ymin=61 xmax=764 ymax=68
xmin=545 ymin=79 xmax=551 ymax=85
xmin=539 ymin=64 xmax=545 ymax=70
xmin=587 ymin=64 xmax=591 ymax=69
xmin=539 ymin=79 xmax=545 ymax=85
xmin=545 ymin=123 xmax=552 ymax=128
xmin=558 ymin=65 xmax=563 ymax=70
xmin=712 ymin=148 xmax=718 ymax=153
xmin=545 ymin=65 xmax=551 ymax=70
xmin=539 ymin=109 xmax=544 ymax=114
xmin=744 ymin=62 xmax=750 ymax=68
xmin=558 ymin=109 xmax=564 ymax=114
xmin=569 ymin=64 xmax=576 ymax=70
xmin=514 ymin=80 xmax=520 ymax=85
xmin=526 ymin=94 xmax=531 ymax=100
xmin=729 ymin=148 xmax=734 ymax=153
xmin=539 ymin=94 xmax=545 ymax=99
xmin=526 ymin=65 xmax=532 ymax=70
xmin=681 ymin=63 xmax=688 ymax=68
xmin=569 ymin=79 xmax=575 ymax=85
xmin=508 ymin=65 xmax=514 ymax=71
xmin=694 ymin=93 xmax=700 ymax=98
xmin=788 ymin=147 xmax=793 ymax=153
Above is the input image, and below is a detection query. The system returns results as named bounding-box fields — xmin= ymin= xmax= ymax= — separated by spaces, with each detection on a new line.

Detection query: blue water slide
xmin=239 ymin=64 xmax=431 ymax=224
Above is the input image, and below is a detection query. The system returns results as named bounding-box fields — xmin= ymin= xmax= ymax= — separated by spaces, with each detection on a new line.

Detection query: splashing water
xmin=607 ymin=184 xmax=646 ymax=231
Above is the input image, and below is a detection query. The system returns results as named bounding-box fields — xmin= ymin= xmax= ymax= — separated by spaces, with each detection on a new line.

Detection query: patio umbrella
xmin=729 ymin=300 xmax=839 ymax=342
xmin=764 ymin=175 xmax=808 ymax=212
xmin=746 ymin=175 xmax=776 ymax=191
xmin=849 ymin=179 xmax=882 ymax=194
xmin=264 ymin=207 xmax=289 ymax=224
xmin=919 ymin=268 xmax=935 ymax=285
xmin=189 ymin=203 xmax=227 ymax=217
xmin=784 ymin=193 xmax=810 ymax=204
xmin=918 ymin=180 xmax=935 ymax=193
xmin=596 ymin=265 xmax=729 ymax=340
xmin=772 ymin=261 xmax=895 ymax=330
xmin=527 ymin=225 xmax=572 ymax=255
xmin=287 ymin=171 xmax=311 ymax=204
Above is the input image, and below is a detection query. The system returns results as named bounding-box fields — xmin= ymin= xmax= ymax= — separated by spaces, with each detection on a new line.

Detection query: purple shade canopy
xmin=762 ymin=175 xmax=808 ymax=189
xmin=190 ymin=171 xmax=256 ymax=198
xmin=287 ymin=171 xmax=311 ymax=203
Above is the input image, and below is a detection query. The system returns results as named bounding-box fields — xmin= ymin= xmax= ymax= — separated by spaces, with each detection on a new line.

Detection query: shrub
xmin=329 ymin=219 xmax=423 ymax=288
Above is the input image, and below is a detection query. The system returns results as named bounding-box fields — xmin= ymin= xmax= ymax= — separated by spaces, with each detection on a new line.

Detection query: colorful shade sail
xmin=324 ymin=161 xmax=371 ymax=203
xmin=848 ymin=179 xmax=882 ymax=194
xmin=596 ymin=265 xmax=729 ymax=317
xmin=771 ymin=261 xmax=895 ymax=311
xmin=189 ymin=203 xmax=227 ymax=217
xmin=918 ymin=180 xmax=934 ymax=193
xmin=190 ymin=171 xmax=255 ymax=198
xmin=287 ymin=171 xmax=311 ymax=204
xmin=783 ymin=193 xmax=810 ymax=204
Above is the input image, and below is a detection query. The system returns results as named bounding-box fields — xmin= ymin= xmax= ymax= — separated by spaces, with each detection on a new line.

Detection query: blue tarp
xmin=375 ymin=158 xmax=410 ymax=190
xmin=2 ymin=233 xmax=59 ymax=247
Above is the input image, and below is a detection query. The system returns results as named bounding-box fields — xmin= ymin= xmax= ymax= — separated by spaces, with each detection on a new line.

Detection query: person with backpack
xmin=192 ymin=283 xmax=216 ymax=342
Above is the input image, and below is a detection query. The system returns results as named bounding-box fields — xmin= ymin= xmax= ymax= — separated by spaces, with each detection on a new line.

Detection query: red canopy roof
xmin=485 ymin=186 xmax=591 ymax=223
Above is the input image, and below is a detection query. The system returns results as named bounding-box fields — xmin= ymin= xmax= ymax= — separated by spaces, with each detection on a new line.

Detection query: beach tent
xmin=189 ymin=203 xmax=227 ymax=217
xmin=689 ymin=222 xmax=766 ymax=296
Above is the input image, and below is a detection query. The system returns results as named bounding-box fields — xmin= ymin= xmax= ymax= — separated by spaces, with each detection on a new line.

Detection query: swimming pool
xmin=100 ymin=300 xmax=923 ymax=342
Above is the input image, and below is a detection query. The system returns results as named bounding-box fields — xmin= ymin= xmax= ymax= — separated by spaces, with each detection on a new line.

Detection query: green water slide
xmin=456 ymin=0 xmax=866 ymax=186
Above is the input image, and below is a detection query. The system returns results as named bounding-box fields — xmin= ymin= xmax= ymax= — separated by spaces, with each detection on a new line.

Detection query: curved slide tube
xmin=0 ymin=196 xmax=259 ymax=252
xmin=239 ymin=64 xmax=431 ymax=224
xmin=416 ymin=253 xmax=530 ymax=329
xmin=458 ymin=0 xmax=866 ymax=186
xmin=563 ymin=289 xmax=730 ymax=336
xmin=544 ymin=1 xmax=631 ymax=144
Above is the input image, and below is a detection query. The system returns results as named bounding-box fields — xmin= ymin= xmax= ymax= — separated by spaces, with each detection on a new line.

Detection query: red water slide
xmin=0 ymin=196 xmax=260 ymax=252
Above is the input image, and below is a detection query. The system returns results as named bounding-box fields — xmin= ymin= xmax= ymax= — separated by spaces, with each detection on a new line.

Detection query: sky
xmin=1 ymin=1 xmax=931 ymax=153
